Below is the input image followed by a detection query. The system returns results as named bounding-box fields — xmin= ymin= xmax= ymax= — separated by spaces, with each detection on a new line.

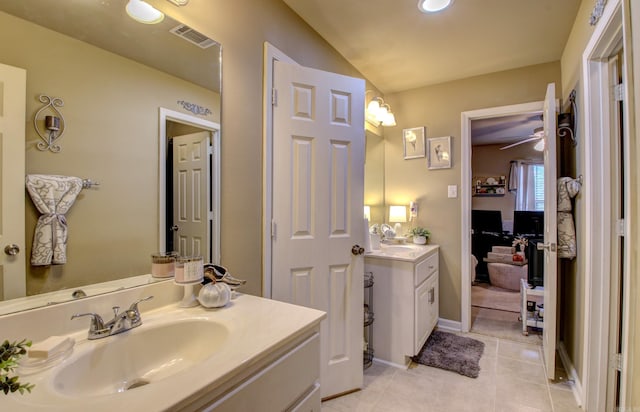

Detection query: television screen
xmin=513 ymin=211 xmax=544 ymax=237
xmin=471 ymin=210 xmax=503 ymax=234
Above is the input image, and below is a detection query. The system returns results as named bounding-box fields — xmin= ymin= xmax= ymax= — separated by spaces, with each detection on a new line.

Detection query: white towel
xmin=26 ymin=175 xmax=83 ymax=266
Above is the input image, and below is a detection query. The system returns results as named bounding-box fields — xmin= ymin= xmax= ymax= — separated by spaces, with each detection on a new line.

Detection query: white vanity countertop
xmin=365 ymin=243 xmax=439 ymax=262
xmin=1 ymin=293 xmax=326 ymax=411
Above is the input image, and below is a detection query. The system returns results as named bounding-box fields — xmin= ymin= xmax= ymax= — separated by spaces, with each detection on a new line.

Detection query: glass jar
xmin=151 ymin=252 xmax=176 ymax=278
xmin=174 ymin=256 xmax=204 ymax=284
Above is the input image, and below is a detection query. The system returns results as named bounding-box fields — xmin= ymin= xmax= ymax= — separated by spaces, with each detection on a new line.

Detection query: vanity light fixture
xmin=418 ymin=0 xmax=454 ymax=13
xmin=389 ymin=205 xmax=408 ymax=235
xmin=366 ymin=91 xmax=397 ymax=127
xmin=126 ymin=0 xmax=165 ymax=24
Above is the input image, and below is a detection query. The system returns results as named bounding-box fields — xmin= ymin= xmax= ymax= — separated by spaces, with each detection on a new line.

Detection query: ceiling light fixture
xmin=126 ymin=0 xmax=165 ymax=24
xmin=418 ymin=0 xmax=454 ymax=13
xmin=365 ymin=92 xmax=397 ymax=127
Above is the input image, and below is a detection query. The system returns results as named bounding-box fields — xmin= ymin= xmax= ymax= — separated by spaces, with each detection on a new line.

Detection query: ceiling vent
xmin=170 ymin=24 xmax=217 ymax=49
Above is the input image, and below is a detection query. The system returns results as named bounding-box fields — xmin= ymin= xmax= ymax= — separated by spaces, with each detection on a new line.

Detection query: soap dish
xmin=18 ymin=338 xmax=75 ymax=375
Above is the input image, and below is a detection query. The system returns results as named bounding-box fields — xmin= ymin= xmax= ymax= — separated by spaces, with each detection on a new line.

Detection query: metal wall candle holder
xmin=34 ymin=95 xmax=66 ymax=153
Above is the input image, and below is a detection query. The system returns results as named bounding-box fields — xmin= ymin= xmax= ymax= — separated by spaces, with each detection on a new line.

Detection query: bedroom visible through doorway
xmin=469 ymin=111 xmax=544 ymax=345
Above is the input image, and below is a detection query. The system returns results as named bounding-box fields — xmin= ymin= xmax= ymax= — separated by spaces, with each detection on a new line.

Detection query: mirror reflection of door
xmin=166 ymin=126 xmax=213 ymax=262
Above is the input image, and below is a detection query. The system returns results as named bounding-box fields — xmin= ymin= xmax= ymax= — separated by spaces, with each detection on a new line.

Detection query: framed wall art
xmin=427 ymin=136 xmax=452 ymax=169
xmin=403 ymin=126 xmax=426 ymax=159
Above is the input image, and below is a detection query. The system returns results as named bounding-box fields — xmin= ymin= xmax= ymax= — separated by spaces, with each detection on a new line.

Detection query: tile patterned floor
xmin=321 ymin=332 xmax=581 ymax=412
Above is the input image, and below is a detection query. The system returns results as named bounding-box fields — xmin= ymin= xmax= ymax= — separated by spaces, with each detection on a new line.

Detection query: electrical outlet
xmin=448 ymin=185 xmax=457 ymax=198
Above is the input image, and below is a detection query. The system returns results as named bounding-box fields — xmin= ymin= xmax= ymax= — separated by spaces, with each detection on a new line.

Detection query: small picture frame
xmin=427 ymin=136 xmax=452 ymax=169
xmin=402 ymin=127 xmax=426 ymax=159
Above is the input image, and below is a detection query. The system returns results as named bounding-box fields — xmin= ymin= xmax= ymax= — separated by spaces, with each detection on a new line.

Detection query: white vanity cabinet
xmin=365 ymin=245 xmax=439 ymax=366
xmin=190 ymin=330 xmax=321 ymax=412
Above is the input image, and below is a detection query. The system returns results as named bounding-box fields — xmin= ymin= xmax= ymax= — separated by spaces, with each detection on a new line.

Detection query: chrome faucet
xmin=71 ymin=296 xmax=154 ymax=340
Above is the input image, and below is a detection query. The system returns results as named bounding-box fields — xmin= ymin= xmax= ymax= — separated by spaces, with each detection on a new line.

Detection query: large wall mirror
xmin=0 ymin=0 xmax=221 ymax=314
xmin=364 ymin=129 xmax=385 ymax=225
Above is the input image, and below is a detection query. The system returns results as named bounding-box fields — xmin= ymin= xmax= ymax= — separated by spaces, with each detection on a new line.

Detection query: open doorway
xmin=469 ymin=112 xmax=545 ymax=344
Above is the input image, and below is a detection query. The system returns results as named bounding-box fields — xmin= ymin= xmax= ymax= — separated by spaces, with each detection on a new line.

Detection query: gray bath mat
xmin=411 ymin=330 xmax=485 ymax=378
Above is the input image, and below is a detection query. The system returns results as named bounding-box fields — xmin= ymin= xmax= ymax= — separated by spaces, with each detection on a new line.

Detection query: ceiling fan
xmin=499 ymin=126 xmax=545 ymax=151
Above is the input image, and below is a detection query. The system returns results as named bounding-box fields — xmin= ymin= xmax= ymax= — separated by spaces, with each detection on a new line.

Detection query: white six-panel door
xmin=272 ymin=60 xmax=365 ymax=398
xmin=172 ymin=132 xmax=211 ymax=261
xmin=0 ymin=63 xmax=26 ymax=300
xmin=542 ymin=82 xmax=558 ymax=380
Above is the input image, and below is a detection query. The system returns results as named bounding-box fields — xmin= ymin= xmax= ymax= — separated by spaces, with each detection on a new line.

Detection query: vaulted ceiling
xmin=283 ymin=0 xmax=582 ymax=146
xmin=283 ymin=0 xmax=582 ymax=94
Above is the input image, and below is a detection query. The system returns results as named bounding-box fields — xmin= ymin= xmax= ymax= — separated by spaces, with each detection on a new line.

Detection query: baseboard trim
xmin=372 ymin=357 xmax=408 ymax=370
xmin=557 ymin=341 xmax=583 ymax=408
xmin=437 ymin=318 xmax=462 ymax=332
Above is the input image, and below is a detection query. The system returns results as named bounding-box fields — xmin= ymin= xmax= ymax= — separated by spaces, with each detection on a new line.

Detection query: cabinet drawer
xmin=415 ymin=252 xmax=438 ymax=286
xmin=207 ymin=333 xmax=320 ymax=412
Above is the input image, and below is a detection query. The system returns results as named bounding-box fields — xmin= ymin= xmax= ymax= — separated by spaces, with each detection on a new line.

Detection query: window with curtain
xmin=509 ymin=160 xmax=544 ymax=211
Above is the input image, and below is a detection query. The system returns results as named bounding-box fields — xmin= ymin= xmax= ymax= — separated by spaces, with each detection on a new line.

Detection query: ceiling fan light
xmin=534 ymin=139 xmax=545 ymax=152
xmin=418 ymin=0 xmax=454 ymax=13
xmin=126 ymin=0 xmax=165 ymax=24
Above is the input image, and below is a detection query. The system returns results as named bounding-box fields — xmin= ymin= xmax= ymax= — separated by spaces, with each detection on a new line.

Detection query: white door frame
xmin=262 ymin=42 xmax=298 ymax=298
xmin=159 ymin=108 xmax=220 ymax=264
xmin=460 ymin=101 xmax=544 ymax=332
xmin=581 ymin=0 xmax=632 ymax=409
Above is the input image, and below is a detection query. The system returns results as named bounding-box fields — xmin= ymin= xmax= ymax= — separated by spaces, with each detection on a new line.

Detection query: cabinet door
xmin=414 ymin=274 xmax=439 ymax=354
xmin=414 ymin=277 xmax=432 ymax=353
xmin=428 ymin=274 xmax=439 ymax=332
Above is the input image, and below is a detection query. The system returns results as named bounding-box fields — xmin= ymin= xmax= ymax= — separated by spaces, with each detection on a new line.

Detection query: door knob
xmin=170 ymin=225 xmax=179 ymax=232
xmin=536 ymin=242 xmax=556 ymax=252
xmin=4 ymin=244 xmax=20 ymax=256
xmin=351 ymin=245 xmax=365 ymax=256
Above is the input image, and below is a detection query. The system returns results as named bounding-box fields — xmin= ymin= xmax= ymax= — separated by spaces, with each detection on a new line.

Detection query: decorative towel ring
xmin=34 ymin=95 xmax=66 ymax=153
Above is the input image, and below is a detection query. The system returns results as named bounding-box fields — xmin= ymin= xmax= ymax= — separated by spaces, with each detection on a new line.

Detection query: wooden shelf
xmin=473 ymin=176 xmax=506 ymax=196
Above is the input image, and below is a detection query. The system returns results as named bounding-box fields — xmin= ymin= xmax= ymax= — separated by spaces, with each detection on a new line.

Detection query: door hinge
xmin=271 ymin=220 xmax=276 ymax=238
xmin=272 ymin=88 xmax=278 ymax=106
xmin=616 ymin=219 xmax=626 ymax=237
xmin=614 ymin=83 xmax=625 ymax=102
xmin=207 ymin=144 xmax=214 ymax=156
xmin=611 ymin=352 xmax=623 ymax=372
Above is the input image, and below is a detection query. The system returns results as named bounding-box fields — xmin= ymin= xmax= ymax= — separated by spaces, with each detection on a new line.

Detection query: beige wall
xmin=0 ymin=12 xmax=219 ymax=295
xmin=146 ymin=0 xmax=371 ymax=295
xmin=471 ymin=144 xmax=543 ymax=224
xmin=383 ymin=62 xmax=561 ymax=321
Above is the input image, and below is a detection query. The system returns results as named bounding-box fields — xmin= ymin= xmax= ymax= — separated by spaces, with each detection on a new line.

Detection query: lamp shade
xmin=381 ymin=111 xmax=396 ymax=127
xmin=363 ymin=205 xmax=371 ymax=221
xmin=389 ymin=205 xmax=407 ymax=223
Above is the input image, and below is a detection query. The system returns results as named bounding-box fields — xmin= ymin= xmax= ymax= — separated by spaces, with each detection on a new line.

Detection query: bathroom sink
xmin=381 ymin=246 xmax=417 ymax=254
xmin=366 ymin=243 xmax=437 ymax=262
xmin=53 ymin=319 xmax=228 ymax=397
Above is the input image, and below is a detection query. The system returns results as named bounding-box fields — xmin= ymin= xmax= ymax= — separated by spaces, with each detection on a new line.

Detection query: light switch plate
xmin=448 ymin=185 xmax=457 ymax=198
